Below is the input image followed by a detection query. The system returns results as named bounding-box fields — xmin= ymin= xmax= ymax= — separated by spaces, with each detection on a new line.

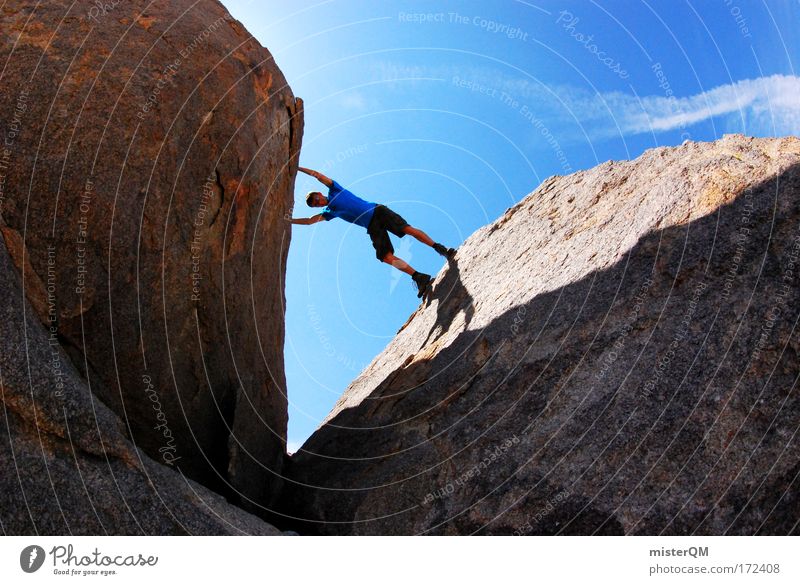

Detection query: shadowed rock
xmin=0 ymin=0 xmax=302 ymax=513
xmin=281 ymin=135 xmax=800 ymax=535
xmin=0 ymin=234 xmax=282 ymax=535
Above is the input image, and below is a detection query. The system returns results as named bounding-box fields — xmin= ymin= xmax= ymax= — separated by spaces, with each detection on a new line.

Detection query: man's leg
xmin=384 ymin=252 xmax=432 ymax=298
xmin=382 ymin=252 xmax=415 ymax=275
xmin=402 ymin=225 xmax=434 ymax=247
xmin=402 ymin=225 xmax=456 ymax=259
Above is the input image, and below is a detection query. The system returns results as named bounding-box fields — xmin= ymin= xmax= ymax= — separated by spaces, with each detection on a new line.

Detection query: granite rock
xmin=282 ymin=135 xmax=800 ymax=535
xmin=0 ymin=233 xmax=282 ymax=535
xmin=0 ymin=0 xmax=303 ymax=511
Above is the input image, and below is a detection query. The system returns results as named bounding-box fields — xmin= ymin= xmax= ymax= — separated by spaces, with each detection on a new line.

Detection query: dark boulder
xmin=0 ymin=232 xmax=283 ymax=534
xmin=0 ymin=0 xmax=302 ymax=512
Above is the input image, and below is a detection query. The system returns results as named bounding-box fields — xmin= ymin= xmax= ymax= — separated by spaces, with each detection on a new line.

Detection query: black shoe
xmin=412 ymin=272 xmax=432 ymax=298
xmin=433 ymin=243 xmax=456 ymax=259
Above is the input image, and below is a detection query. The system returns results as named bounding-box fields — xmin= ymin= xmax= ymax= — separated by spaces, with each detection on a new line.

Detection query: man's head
xmin=306 ymin=191 xmax=327 ymax=207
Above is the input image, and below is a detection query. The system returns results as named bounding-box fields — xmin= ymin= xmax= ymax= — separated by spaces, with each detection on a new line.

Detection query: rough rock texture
xmin=0 ymin=234 xmax=282 ymax=535
xmin=0 ymin=0 xmax=302 ymax=512
xmin=282 ymin=135 xmax=800 ymax=535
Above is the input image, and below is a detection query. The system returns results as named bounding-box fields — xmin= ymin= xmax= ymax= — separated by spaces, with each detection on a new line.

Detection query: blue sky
xmin=220 ymin=0 xmax=799 ymax=451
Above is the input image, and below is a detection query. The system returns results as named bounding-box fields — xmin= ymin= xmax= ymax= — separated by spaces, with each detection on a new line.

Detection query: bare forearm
xmin=288 ymin=215 xmax=322 ymax=225
xmin=298 ymin=166 xmax=332 ymax=187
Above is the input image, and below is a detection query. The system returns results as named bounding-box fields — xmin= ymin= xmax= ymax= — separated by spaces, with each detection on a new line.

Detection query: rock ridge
xmin=281 ymin=134 xmax=800 ymax=535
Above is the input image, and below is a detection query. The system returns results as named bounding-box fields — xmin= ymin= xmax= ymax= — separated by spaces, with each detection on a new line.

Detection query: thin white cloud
xmin=618 ymin=74 xmax=800 ymax=136
xmin=509 ymin=72 xmax=800 ymax=138
xmin=371 ymin=61 xmax=434 ymax=81
xmin=368 ymin=60 xmax=800 ymax=139
xmin=340 ymin=91 xmax=368 ymax=110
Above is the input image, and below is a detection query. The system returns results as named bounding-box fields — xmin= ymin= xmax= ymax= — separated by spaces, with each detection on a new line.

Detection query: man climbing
xmin=288 ymin=166 xmax=455 ymax=298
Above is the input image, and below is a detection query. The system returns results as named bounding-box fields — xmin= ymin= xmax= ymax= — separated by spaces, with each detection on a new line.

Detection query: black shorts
xmin=367 ymin=204 xmax=409 ymax=261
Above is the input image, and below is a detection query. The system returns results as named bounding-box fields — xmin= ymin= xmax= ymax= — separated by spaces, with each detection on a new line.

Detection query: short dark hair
xmin=305 ymin=191 xmax=317 ymax=206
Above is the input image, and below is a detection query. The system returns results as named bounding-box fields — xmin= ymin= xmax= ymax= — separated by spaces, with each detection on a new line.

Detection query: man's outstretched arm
xmin=287 ymin=214 xmax=326 ymax=225
xmin=298 ymin=166 xmax=333 ymax=188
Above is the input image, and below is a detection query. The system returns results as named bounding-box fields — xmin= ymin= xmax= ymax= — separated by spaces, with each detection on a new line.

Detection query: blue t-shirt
xmin=321 ymin=180 xmax=377 ymax=228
